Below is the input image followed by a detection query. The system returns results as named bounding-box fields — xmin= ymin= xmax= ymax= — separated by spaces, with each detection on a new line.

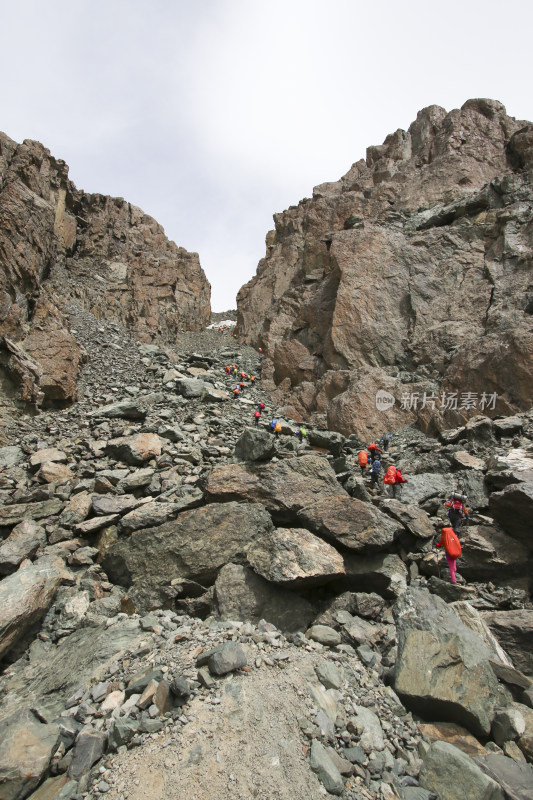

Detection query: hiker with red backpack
xmin=367 ymin=442 xmax=383 ymax=463
xmin=358 ymin=450 xmax=368 ymax=477
xmin=253 ymin=410 xmax=261 ymax=426
xmin=445 ymin=492 xmax=469 ymax=534
xmin=435 ymin=525 xmax=462 ymax=583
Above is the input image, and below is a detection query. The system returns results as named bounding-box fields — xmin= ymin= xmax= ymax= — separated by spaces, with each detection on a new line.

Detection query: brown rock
xmin=30 ymin=448 xmax=68 ymax=467
xmin=104 ymin=433 xmax=162 ymax=465
xmin=247 ymin=527 xmax=345 ymax=586
xmin=205 ymin=453 xmax=344 ymax=522
xmin=38 ymin=461 xmax=74 ymax=484
xmin=418 ymin=722 xmax=487 ymax=757
xmin=236 ymin=101 xmax=533 ymax=436
xmin=0 ymin=520 xmax=46 ymax=576
xmin=0 ymin=558 xmax=64 ymax=660
xmin=0 ymin=131 xmax=210 ymax=407
xmin=297 ymin=495 xmax=402 ymax=552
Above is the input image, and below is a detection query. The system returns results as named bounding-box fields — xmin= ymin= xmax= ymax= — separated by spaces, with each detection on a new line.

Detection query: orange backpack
xmin=442 ymin=527 xmax=462 ymax=558
xmin=384 ymin=465 xmax=397 ymax=485
xmin=358 ymin=451 xmax=368 ymax=467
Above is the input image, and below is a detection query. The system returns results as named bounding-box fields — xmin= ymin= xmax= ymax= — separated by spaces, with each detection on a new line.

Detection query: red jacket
xmin=395 ymin=470 xmax=407 ymax=484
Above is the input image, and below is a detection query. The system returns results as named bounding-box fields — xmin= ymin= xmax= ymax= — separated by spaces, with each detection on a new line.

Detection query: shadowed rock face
xmin=0 ymin=133 xmax=211 ymax=407
xmin=236 ymin=99 xmax=533 ymax=439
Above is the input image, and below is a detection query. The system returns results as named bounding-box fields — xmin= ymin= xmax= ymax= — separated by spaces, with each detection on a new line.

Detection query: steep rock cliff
xmin=236 ymin=100 xmax=533 ymax=438
xmin=0 ymin=134 xmax=210 ymax=407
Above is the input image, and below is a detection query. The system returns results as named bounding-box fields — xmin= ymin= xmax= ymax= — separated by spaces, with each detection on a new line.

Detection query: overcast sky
xmin=2 ymin=0 xmax=532 ymax=311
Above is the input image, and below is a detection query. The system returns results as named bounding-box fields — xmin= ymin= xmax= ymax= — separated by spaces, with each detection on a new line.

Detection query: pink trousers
xmin=445 ymin=554 xmax=457 ymax=583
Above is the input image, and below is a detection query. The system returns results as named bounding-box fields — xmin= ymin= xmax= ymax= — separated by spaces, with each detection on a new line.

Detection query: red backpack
xmin=384 ymin=465 xmax=397 ymax=485
xmin=442 ymin=527 xmax=462 ymax=558
xmin=358 ymin=451 xmax=368 ymax=467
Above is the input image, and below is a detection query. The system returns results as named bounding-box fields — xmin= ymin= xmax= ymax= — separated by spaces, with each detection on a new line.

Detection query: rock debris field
xmin=1 ymin=303 xmax=533 ymax=800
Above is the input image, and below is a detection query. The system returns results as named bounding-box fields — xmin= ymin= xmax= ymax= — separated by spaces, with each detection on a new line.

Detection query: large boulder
xmin=481 ymin=610 xmax=533 ymax=677
xmin=0 ymin=709 xmax=60 ymax=800
xmin=342 ymin=552 xmax=408 ymax=599
xmin=393 ymin=588 xmax=500 ymax=737
xmin=488 ymin=482 xmax=533 ymax=542
xmin=377 ymin=498 xmax=435 ymax=540
xmin=297 ymin=495 xmax=402 ymax=553
xmin=234 ymin=427 xmax=276 ymax=462
xmin=103 ymin=433 xmax=162 ymax=466
xmin=458 ymin=524 xmax=533 ymax=584
xmin=0 ymin=557 xmax=65 ymax=661
xmin=0 ymin=520 xmax=46 ymax=576
xmin=247 ymin=527 xmax=345 ymax=587
xmin=0 ymin=618 xmax=145 ymax=722
xmin=474 ymin=753 xmax=533 ymax=800
xmin=214 ymin=563 xmax=314 ymax=632
xmin=419 ymin=741 xmax=504 ymax=800
xmin=205 ymin=454 xmax=343 ymax=523
xmin=101 ymin=501 xmax=274 ymax=600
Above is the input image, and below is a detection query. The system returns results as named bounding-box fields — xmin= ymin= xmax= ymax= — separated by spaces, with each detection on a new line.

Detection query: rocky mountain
xmin=0 ymin=307 xmax=532 ymax=800
xmin=236 ymin=99 xmax=533 ymax=440
xmin=0 ymin=133 xmax=211 ymax=409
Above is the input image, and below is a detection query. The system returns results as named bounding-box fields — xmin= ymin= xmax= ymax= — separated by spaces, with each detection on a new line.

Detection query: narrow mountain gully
xmin=1 ymin=306 xmax=533 ymax=800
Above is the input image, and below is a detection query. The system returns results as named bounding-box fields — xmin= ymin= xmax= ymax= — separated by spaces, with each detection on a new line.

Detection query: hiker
xmin=383 ymin=464 xmax=397 ymax=496
xmin=445 ymin=492 xmax=468 ymax=534
xmin=225 ymin=365 xmax=230 ymax=374
xmin=380 ymin=433 xmax=391 ymax=452
xmin=254 ymin=410 xmax=261 ymax=425
xmin=233 ymin=387 xmax=240 ymax=398
xmin=275 ymin=422 xmax=282 ymax=439
xmin=367 ymin=442 xmax=383 ymax=463
xmin=435 ymin=525 xmax=462 ymax=583
xmin=239 ymin=381 xmax=246 ymax=392
xmin=250 ymin=375 xmax=256 ymax=385
xmin=358 ymin=450 xmax=368 ymax=477
xmin=269 ymin=418 xmax=278 ymax=434
xmin=370 ymin=457 xmax=381 ymax=488
xmin=257 ymin=401 xmax=265 ymax=412
xmin=296 ymin=425 xmax=307 ymax=443
xmin=392 ymin=467 xmax=407 ymax=499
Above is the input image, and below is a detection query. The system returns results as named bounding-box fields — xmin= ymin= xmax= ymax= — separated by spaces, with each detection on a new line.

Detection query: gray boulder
xmin=234 ymin=427 xmax=276 ymax=462
xmin=309 ymin=739 xmax=344 ymax=795
xmin=419 ymin=741 xmax=504 ymax=800
xmin=214 ymin=563 xmax=314 ymax=632
xmin=102 ymin=502 xmax=274 ymax=605
xmin=87 ymin=398 xmax=148 ymax=419
xmin=394 ymin=588 xmax=500 ymax=737
xmin=343 ymin=552 xmax=408 ymax=599
xmin=207 ymin=643 xmax=247 ymax=676
xmin=489 ymin=482 xmax=533 ymax=543
xmin=475 ymin=753 xmax=533 ymax=800
xmin=481 ymin=610 xmax=533 ymax=677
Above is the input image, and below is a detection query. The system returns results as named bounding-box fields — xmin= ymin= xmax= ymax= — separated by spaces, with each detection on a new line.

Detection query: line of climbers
xmin=224 ymin=356 xmax=469 ymax=586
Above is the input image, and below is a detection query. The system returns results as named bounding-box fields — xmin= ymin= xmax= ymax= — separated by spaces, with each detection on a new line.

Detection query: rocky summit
xmin=0 ymin=132 xmax=210 ymax=409
xmin=1 ymin=103 xmax=533 ymax=800
xmin=236 ymin=99 xmax=533 ymax=440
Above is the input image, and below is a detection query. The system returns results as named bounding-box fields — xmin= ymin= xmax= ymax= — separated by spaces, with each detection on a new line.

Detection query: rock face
xmin=393 ymin=588 xmax=500 ymax=737
xmin=236 ymin=100 xmax=533 ymax=438
xmin=0 ymin=132 xmax=210 ymax=407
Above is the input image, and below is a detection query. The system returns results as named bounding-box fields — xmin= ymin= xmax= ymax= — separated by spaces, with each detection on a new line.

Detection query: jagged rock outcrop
xmin=236 ymin=99 xmax=533 ymax=439
xmin=0 ymin=132 xmax=210 ymax=407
